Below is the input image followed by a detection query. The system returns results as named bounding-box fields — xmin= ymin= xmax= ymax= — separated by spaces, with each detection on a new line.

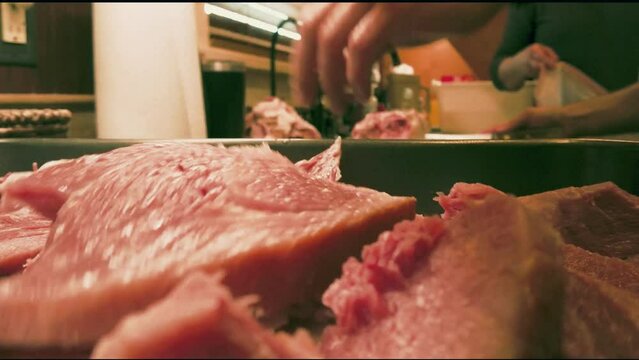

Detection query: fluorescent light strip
xmin=246 ymin=3 xmax=289 ymax=21
xmin=205 ymin=3 xmax=301 ymax=41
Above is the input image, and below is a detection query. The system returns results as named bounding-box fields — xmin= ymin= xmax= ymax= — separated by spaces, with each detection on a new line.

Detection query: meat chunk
xmin=0 ymin=207 xmax=50 ymax=276
xmin=244 ymin=97 xmax=321 ymax=139
xmin=91 ymin=272 xmax=320 ymax=359
xmin=295 ymin=137 xmax=342 ymax=182
xmin=320 ymin=193 xmax=564 ymax=358
xmin=564 ymin=244 xmax=639 ymax=296
xmin=520 ymin=182 xmax=639 ymax=260
xmin=1 ymin=172 xmax=35 ymax=212
xmin=562 ymin=245 xmax=639 ymax=358
xmin=437 ymin=182 xmax=639 ymax=358
xmin=434 ymin=182 xmax=505 ymax=220
xmin=0 ymin=142 xmax=415 ymax=348
xmin=350 ymin=110 xmax=428 ymax=140
xmin=563 ymin=269 xmax=639 ymax=358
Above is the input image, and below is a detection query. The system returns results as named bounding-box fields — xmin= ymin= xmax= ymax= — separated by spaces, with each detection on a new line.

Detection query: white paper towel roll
xmin=93 ymin=3 xmax=207 ymax=139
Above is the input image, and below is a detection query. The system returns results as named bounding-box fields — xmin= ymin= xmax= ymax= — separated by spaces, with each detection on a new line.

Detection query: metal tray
xmin=1 ymin=138 xmax=639 ymax=214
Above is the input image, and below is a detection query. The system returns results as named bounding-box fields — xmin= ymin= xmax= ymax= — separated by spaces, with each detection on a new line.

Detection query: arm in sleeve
xmin=490 ymin=4 xmax=536 ymax=90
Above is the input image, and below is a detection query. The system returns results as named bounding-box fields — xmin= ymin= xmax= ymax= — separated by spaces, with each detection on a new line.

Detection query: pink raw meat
xmin=436 ymin=181 xmax=639 ymax=358
xmin=321 ymin=192 xmax=563 ymax=358
xmin=0 ymin=142 xmax=415 ymax=348
xmin=244 ymin=97 xmax=321 ymax=139
xmin=350 ymin=110 xmax=428 ymax=140
xmin=91 ymin=272 xmax=320 ymax=359
xmin=434 ymin=182 xmax=505 ymax=220
xmin=295 ymin=137 xmax=342 ymax=182
xmin=0 ymin=207 xmax=50 ymax=276
xmin=520 ymin=182 xmax=639 ymax=260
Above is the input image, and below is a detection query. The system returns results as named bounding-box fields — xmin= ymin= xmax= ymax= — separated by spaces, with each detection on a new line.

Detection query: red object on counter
xmin=440 ymin=74 xmax=476 ymax=83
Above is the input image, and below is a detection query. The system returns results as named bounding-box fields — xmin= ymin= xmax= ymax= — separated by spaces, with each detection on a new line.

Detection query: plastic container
xmin=432 ymin=80 xmax=535 ymax=134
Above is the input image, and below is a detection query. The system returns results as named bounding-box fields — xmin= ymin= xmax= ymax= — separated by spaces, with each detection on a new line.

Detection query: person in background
xmin=490 ymin=82 xmax=639 ymax=137
xmin=291 ymin=3 xmax=504 ymax=115
xmin=491 ymin=3 xmax=639 ymax=93
xmin=488 ymin=3 xmax=639 ymax=136
xmin=291 ymin=3 xmax=639 ymax=138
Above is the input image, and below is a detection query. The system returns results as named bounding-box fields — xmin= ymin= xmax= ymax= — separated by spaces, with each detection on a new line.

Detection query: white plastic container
xmin=432 ymin=80 xmax=535 ymax=134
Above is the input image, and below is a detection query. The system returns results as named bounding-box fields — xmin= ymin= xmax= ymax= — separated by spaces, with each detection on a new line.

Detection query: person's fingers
xmin=346 ymin=5 xmax=395 ymax=103
xmin=534 ymin=42 xmax=560 ymax=67
xmin=528 ymin=58 xmax=545 ymax=78
xmin=317 ymin=3 xmax=373 ymax=114
xmin=489 ymin=116 xmax=527 ymax=133
xmin=539 ymin=49 xmax=558 ymax=69
xmin=541 ymin=45 xmax=559 ymax=66
xmin=292 ymin=3 xmax=334 ymax=107
xmin=532 ymin=44 xmax=559 ymax=69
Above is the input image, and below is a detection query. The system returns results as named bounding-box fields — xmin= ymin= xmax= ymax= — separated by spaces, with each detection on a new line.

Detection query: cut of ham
xmin=0 ymin=142 xmax=415 ymax=348
xmin=320 ymin=193 xmax=564 ymax=358
xmin=91 ymin=272 xmax=320 ymax=359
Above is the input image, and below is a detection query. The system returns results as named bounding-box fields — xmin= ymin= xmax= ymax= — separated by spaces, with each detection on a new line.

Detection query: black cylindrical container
xmin=201 ymin=60 xmax=246 ymax=138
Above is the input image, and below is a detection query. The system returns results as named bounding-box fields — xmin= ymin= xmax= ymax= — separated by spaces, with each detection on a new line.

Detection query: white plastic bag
xmin=534 ymin=61 xmax=608 ymax=107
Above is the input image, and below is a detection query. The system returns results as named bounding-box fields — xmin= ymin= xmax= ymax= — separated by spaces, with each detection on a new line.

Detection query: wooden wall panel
xmin=0 ymin=3 xmax=94 ymax=94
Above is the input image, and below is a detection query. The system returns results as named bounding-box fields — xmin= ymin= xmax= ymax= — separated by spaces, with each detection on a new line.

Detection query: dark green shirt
xmin=490 ymin=3 xmax=639 ymax=92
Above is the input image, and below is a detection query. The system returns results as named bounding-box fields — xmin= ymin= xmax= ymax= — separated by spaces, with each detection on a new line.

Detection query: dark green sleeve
xmin=490 ymin=3 xmax=536 ymax=90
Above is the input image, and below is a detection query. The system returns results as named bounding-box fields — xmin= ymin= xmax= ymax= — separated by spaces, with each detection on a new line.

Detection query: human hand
xmin=291 ymin=3 xmax=418 ymax=114
xmin=514 ymin=43 xmax=559 ymax=79
xmin=291 ymin=3 xmax=506 ymax=114
xmin=486 ymin=107 xmax=572 ymax=138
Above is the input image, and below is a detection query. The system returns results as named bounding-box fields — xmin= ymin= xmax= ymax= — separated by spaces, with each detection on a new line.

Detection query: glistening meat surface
xmin=91 ymin=272 xmax=320 ymax=359
xmin=436 ymin=181 xmax=639 ymax=358
xmin=0 ymin=142 xmax=415 ymax=348
xmin=0 ymin=207 xmax=50 ymax=276
xmin=321 ymin=193 xmax=564 ymax=358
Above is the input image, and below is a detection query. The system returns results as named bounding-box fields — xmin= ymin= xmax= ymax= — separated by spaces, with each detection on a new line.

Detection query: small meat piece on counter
xmin=563 ymin=269 xmax=639 ymax=358
xmin=295 ymin=137 xmax=342 ymax=182
xmin=244 ymin=97 xmax=321 ymax=139
xmin=91 ymin=272 xmax=320 ymax=359
xmin=520 ymin=182 xmax=639 ymax=259
xmin=0 ymin=142 xmax=415 ymax=348
xmin=321 ymin=193 xmax=564 ymax=358
xmin=350 ymin=110 xmax=428 ymax=140
xmin=0 ymin=207 xmax=50 ymax=276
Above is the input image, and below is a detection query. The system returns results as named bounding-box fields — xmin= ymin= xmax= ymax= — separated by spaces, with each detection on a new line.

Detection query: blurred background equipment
xmin=0 ymin=108 xmax=71 ymax=138
xmin=201 ymin=59 xmax=246 ymax=138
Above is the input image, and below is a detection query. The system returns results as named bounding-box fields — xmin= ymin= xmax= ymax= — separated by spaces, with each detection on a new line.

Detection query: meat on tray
xmin=0 ymin=207 xmax=50 ymax=276
xmin=2 ymin=136 xmax=639 ymax=359
xmin=244 ymin=97 xmax=321 ymax=139
xmin=91 ymin=272 xmax=320 ymax=359
xmin=437 ymin=181 xmax=639 ymax=358
xmin=562 ymin=244 xmax=639 ymax=358
xmin=350 ymin=109 xmax=428 ymax=140
xmin=320 ymin=192 xmax=564 ymax=358
xmin=520 ymin=182 xmax=639 ymax=260
xmin=295 ymin=137 xmax=342 ymax=182
xmin=0 ymin=141 xmax=415 ymax=348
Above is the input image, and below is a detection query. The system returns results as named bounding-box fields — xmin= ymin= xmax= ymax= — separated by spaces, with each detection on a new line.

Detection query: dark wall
xmin=0 ymin=3 xmax=94 ymax=94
